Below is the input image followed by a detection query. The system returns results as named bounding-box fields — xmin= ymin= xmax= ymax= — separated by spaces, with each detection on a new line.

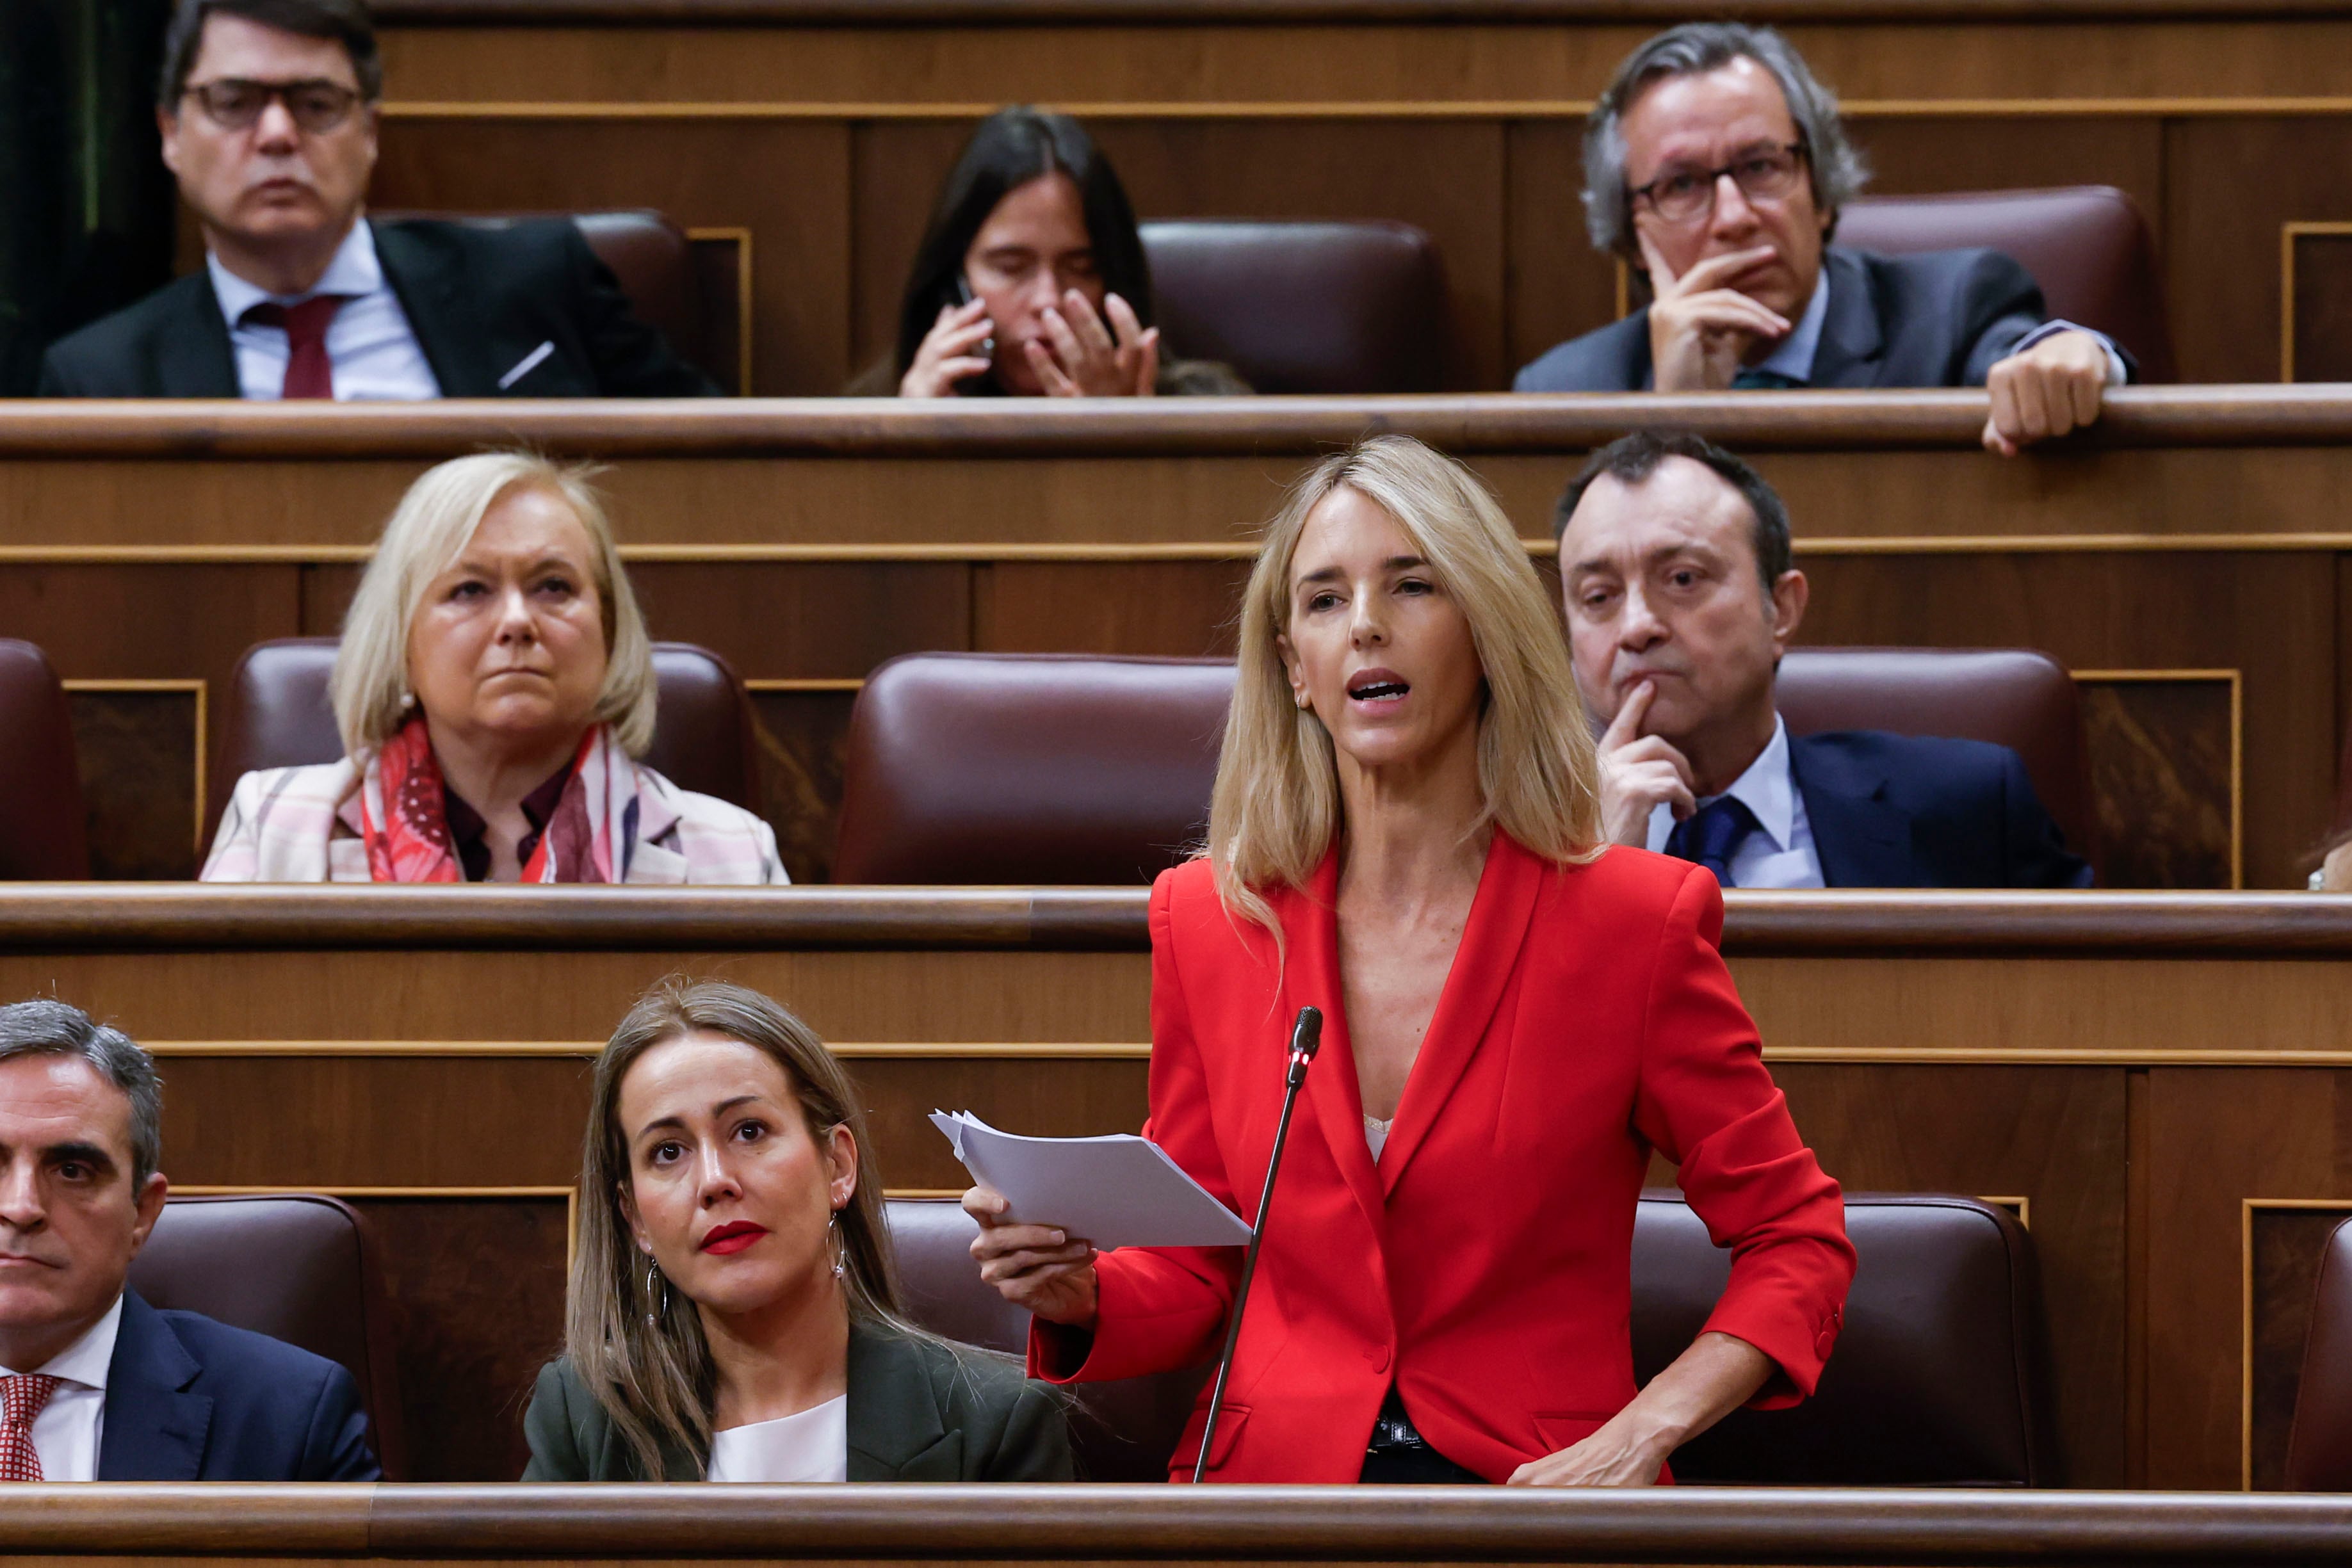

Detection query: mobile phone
xmin=952 ymin=275 xmax=995 ymax=365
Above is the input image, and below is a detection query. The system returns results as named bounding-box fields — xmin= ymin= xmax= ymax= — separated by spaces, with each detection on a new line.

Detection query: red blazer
xmin=1030 ymin=832 xmax=1854 ymax=1484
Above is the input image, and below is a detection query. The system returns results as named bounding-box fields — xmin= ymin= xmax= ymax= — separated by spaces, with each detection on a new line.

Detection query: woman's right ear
xmin=616 ymin=1180 xmax=653 ymax=1254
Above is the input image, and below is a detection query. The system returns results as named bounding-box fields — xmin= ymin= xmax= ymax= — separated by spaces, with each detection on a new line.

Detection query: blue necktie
xmin=1730 ymin=367 xmax=1803 ymax=390
xmin=1665 ymin=796 xmax=1760 ymax=887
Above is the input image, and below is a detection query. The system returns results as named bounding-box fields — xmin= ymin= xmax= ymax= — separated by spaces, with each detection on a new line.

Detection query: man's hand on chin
xmin=1639 ymin=230 xmax=1792 ymax=393
xmin=1983 ymin=329 xmax=2112 ymax=457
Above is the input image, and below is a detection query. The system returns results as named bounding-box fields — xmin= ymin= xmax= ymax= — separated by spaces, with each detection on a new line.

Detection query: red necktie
xmin=0 ymin=1375 xmax=59 ymax=1481
xmin=242 ymin=295 xmax=350 ymax=400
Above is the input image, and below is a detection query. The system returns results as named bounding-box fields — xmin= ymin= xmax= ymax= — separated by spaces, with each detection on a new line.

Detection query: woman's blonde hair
xmin=328 ymin=451 xmax=656 ymax=763
xmin=565 ymin=978 xmax=912 ymax=1480
xmin=1206 ymin=435 xmax=1603 ymax=935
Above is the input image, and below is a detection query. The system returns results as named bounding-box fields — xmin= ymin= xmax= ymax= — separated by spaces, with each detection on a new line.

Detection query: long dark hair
xmin=891 ymin=107 xmax=1155 ymax=380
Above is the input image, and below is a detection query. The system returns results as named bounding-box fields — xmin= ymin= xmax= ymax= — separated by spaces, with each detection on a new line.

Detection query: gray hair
xmin=0 ymin=1001 xmax=162 ymax=1187
xmin=1582 ymin=22 xmax=1869 ymax=257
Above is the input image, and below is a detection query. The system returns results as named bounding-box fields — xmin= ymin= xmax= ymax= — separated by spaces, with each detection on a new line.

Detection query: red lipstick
xmin=699 ymin=1220 xmax=768 ymax=1255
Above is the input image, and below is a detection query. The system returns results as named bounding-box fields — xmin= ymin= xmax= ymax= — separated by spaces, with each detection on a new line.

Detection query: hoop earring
xmin=828 ymin=1211 xmax=845 ymax=1281
xmin=643 ymin=1256 xmax=670 ymax=1329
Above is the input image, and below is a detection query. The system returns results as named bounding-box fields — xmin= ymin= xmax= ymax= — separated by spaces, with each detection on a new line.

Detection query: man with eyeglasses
xmin=38 ymin=0 xmax=715 ymax=400
xmin=1514 ymin=24 xmax=2128 ymax=457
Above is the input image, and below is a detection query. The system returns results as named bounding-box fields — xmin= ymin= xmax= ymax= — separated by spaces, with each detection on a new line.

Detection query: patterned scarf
xmin=357 ymin=715 xmax=631 ymax=884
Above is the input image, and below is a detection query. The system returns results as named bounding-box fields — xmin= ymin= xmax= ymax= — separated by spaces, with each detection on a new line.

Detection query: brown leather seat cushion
xmin=1140 ymin=220 xmax=1446 ymax=393
xmin=204 ymin=637 xmax=756 ymax=849
xmin=1778 ymin=646 xmax=2095 ymax=878
xmin=0 ymin=639 xmax=90 ymax=879
xmin=884 ymin=1191 xmax=2056 ymax=1485
xmin=129 ymin=1193 xmax=407 ymax=1479
xmin=371 ymin=209 xmax=728 ymax=392
xmin=2287 ymin=1216 xmax=2352 ymax=1488
xmin=1836 ymin=186 xmax=2174 ymax=383
xmin=832 ymin=653 xmax=1235 ymax=885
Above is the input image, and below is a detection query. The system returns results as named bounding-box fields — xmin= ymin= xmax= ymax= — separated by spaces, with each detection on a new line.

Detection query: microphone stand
xmin=1192 ymin=1005 xmax=1323 ymax=1484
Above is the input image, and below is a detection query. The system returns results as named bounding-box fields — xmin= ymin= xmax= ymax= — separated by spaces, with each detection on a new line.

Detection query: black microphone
xmin=1191 ymin=1004 xmax=1323 ymax=1484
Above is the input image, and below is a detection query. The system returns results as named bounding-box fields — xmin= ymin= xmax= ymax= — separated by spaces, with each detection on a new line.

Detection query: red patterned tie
xmin=0 ymin=1375 xmax=59 ymax=1481
xmin=241 ymin=295 xmax=350 ymax=400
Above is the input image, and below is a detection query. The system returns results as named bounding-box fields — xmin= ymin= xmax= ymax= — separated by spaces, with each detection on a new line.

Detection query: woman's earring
xmin=643 ymin=1257 xmax=670 ymax=1329
xmin=398 ymin=690 xmax=416 ymax=711
xmin=1294 ymin=692 xmax=1310 ymax=711
xmin=828 ymin=1211 xmax=845 ymax=1281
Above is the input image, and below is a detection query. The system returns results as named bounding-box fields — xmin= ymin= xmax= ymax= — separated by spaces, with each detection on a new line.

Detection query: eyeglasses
xmin=1628 ymin=143 xmax=1808 ymax=225
xmin=181 ymin=78 xmax=363 ymax=134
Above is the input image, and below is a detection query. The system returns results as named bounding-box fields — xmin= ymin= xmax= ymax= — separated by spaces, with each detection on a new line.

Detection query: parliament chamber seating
xmin=884 ymin=1192 xmax=2056 ymax=1485
xmin=203 ymin=637 xmax=758 ymax=847
xmin=1778 ymin=647 xmax=2098 ymax=881
xmin=371 ymin=209 xmax=736 ymax=393
xmin=832 ymin=648 xmax=2090 ymax=886
xmin=129 ymin=1193 xmax=409 ymax=1480
xmin=1138 ymin=220 xmax=1447 ymax=394
xmin=0 ymin=639 xmax=90 ymax=880
xmin=2286 ymin=1217 xmax=2352 ymax=1489
xmin=1835 ymin=187 xmax=2176 ymax=384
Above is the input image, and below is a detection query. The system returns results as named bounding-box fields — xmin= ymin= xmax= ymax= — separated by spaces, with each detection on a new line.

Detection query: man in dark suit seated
xmin=0 ymin=999 xmax=380 ymax=1480
xmin=1556 ymin=430 xmax=2091 ymax=888
xmin=40 ymin=0 xmax=715 ymax=400
xmin=1515 ymin=23 xmax=2127 ymax=458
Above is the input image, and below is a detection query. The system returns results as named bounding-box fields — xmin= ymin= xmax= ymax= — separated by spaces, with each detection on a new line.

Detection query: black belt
xmin=1358 ymin=1387 xmax=1487 ymax=1485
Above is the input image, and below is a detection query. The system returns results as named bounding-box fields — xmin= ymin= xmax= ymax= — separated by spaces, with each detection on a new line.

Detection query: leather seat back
xmin=884 ymin=1190 xmax=2057 ymax=1485
xmin=1778 ymin=646 xmax=2095 ymax=879
xmin=1836 ymin=186 xmax=2174 ymax=382
xmin=205 ymin=637 xmax=756 ymax=848
xmin=2287 ymin=1216 xmax=2352 ymax=1488
xmin=0 ymin=640 xmax=89 ymax=878
xmin=833 ymin=653 xmax=1235 ymax=885
xmin=1140 ymin=220 xmax=1446 ymax=392
xmin=371 ymin=209 xmax=729 ymax=391
xmin=129 ymin=1193 xmax=408 ymax=1479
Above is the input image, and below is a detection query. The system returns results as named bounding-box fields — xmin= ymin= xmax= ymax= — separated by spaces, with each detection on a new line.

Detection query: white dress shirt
xmin=1646 ymin=716 xmax=1826 ymax=890
xmin=704 ymin=1394 xmax=849 ymax=1482
xmin=208 ymin=222 xmax=441 ymax=401
xmin=1 ymin=1293 xmax=123 ymax=1482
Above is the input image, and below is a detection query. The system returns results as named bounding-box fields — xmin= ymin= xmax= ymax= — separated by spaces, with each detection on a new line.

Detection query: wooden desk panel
xmin=13 ymin=887 xmax=2352 ymax=1488
xmin=0 ymin=393 xmax=2329 ymax=885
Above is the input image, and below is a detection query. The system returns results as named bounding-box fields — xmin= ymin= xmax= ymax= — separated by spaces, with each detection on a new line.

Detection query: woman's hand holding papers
xmin=964 ymin=1184 xmax=1101 ymax=1327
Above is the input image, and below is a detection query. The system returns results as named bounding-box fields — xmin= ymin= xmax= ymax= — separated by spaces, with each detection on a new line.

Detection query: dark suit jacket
xmin=1790 ymin=730 xmax=2093 ymax=889
xmin=521 ymin=1322 xmax=1073 ymax=1482
xmin=1513 ymin=245 xmax=2129 ymax=392
xmin=96 ymin=1289 xmax=380 ymax=1480
xmin=37 ymin=218 xmax=718 ymax=399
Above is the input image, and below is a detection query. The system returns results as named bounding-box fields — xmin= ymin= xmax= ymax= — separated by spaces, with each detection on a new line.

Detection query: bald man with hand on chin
xmin=1557 ymin=430 xmax=2092 ymax=889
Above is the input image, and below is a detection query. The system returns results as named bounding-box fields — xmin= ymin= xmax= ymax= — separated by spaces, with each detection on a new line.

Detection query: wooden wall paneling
xmin=1502 ymin=121 xmax=1619 ymax=382
xmin=62 ymin=683 xmax=206 ymax=882
xmin=1790 ymin=553 xmax=2332 ymax=889
xmin=2142 ymin=1067 xmax=2352 ymax=1491
xmin=973 ymin=559 xmax=1250 ymax=657
xmin=2285 ymin=226 xmax=2352 ymax=384
xmin=847 ymin=1052 xmax=1150 ymax=1192
xmin=624 ymin=560 xmax=971 ymax=677
xmin=2246 ymin=1201 xmax=2352 ymax=1491
xmin=0 ymin=458 xmax=419 ymax=547
xmin=2075 ymin=672 xmax=2238 ymax=890
xmin=300 ymin=562 xmax=365 ymax=634
xmin=748 ymin=683 xmax=859 ymax=884
xmin=686 ymin=227 xmax=752 ymax=395
xmin=1766 ymin=1062 xmax=2130 ymax=1488
xmin=10 ymin=950 xmax=1153 ymax=1045
xmin=850 ymin=120 xmax=978 ymax=380
xmin=2165 ymin=117 xmax=2352 ymax=388
xmin=369 ymin=119 xmax=853 ymax=394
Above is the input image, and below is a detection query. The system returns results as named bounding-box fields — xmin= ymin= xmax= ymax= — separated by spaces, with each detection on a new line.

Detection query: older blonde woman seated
xmin=523 ymin=978 xmax=1071 ymax=1481
xmin=202 ymin=453 xmax=784 ymax=884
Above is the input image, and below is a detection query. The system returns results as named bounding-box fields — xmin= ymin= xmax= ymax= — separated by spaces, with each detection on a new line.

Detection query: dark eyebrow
xmin=44 ymin=1142 xmax=115 ymax=1173
xmin=631 ymin=1095 xmax=764 ymax=1144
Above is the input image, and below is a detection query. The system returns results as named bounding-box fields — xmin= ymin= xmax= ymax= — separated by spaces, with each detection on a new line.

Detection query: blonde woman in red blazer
xmin=968 ymin=435 xmax=1853 ymax=1486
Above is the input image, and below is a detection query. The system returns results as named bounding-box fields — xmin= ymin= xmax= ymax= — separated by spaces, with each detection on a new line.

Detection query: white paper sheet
xmin=929 ymin=1110 xmax=1252 ymax=1249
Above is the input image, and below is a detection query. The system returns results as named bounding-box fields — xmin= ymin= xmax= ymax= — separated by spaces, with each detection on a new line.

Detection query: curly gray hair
xmin=1581 ymin=22 xmax=1869 ymax=259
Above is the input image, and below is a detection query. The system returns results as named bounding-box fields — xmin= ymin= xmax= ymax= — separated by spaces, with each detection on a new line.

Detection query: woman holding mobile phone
xmin=848 ymin=108 xmax=1248 ymax=399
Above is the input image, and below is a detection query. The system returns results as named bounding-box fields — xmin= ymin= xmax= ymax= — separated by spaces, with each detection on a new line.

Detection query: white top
xmin=1645 ymin=716 xmax=1826 ymax=891
xmin=1364 ymin=1114 xmax=1391 ymax=1161
xmin=1 ymin=1293 xmax=124 ymax=1482
xmin=208 ymin=221 xmax=442 ymax=401
xmin=704 ymin=1394 xmax=848 ymax=1483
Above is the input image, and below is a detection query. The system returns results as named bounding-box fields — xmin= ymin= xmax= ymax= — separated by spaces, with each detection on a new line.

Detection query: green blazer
xmin=521 ymin=1324 xmax=1073 ymax=1482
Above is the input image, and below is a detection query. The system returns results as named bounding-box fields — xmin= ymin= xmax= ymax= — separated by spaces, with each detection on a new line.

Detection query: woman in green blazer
xmin=523 ymin=978 xmax=1070 ymax=1483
